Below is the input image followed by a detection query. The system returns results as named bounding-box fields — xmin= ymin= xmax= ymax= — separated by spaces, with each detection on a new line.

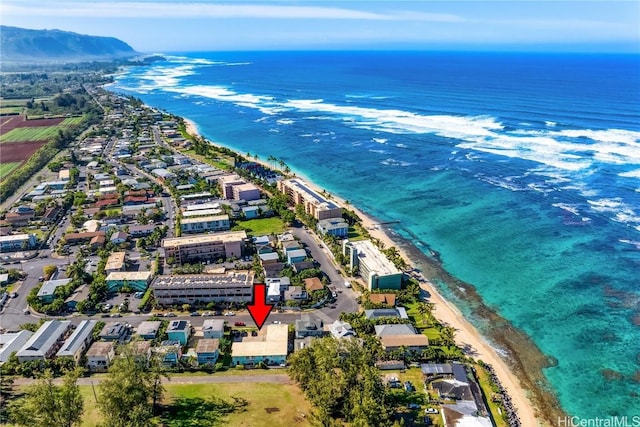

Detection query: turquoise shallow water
xmin=111 ymin=51 xmax=640 ymax=417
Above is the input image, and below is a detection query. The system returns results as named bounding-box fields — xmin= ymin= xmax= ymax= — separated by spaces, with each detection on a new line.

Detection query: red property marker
xmin=247 ymin=283 xmax=273 ymax=330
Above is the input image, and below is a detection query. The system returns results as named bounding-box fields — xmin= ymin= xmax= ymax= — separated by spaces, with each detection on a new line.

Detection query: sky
xmin=1 ymin=0 xmax=639 ymax=53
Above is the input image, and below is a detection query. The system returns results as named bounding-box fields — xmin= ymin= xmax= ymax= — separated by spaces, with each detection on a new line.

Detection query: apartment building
xmin=151 ymin=270 xmax=254 ymax=305
xmin=343 ymin=240 xmax=403 ymax=291
xmin=277 ymin=179 xmax=342 ymax=220
xmin=162 ymin=231 xmax=246 ymax=265
xmin=180 ymin=215 xmax=230 ymax=234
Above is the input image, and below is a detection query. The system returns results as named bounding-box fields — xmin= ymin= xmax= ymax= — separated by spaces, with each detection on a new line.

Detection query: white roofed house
xmin=0 ymin=330 xmax=33 ymax=364
xmin=16 ymin=320 xmax=71 ymax=362
xmin=56 ymin=320 xmax=97 ymax=364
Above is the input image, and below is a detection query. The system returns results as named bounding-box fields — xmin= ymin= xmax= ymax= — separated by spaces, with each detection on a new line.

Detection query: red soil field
xmin=0 ymin=140 xmax=47 ymax=163
xmin=0 ymin=115 xmax=65 ymax=134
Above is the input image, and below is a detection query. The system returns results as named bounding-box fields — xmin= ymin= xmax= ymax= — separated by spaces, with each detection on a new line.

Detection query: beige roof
xmin=106 ymin=271 xmax=152 ymax=281
xmin=85 ymin=341 xmax=114 ymax=357
xmin=304 ymin=277 xmax=323 ymax=292
xmin=266 ymin=324 xmax=289 ymax=342
xmin=380 ymin=334 xmax=429 ymax=349
xmin=105 ymin=251 xmax=126 ymax=270
xmin=132 ymin=340 xmax=152 ymax=355
xmin=162 ymin=231 xmax=247 ymax=247
xmin=196 ymin=339 xmax=220 ymax=353
xmin=231 ymin=341 xmax=288 ymax=358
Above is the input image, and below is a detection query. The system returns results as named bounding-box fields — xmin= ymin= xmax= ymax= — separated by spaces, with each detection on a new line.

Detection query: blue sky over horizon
xmin=1 ymin=0 xmax=638 ymax=53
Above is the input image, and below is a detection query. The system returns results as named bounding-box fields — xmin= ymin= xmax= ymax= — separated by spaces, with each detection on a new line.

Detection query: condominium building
xmin=151 ymin=270 xmax=254 ymax=305
xmin=162 ymin=231 xmax=246 ymax=265
xmin=180 ymin=215 xmax=230 ymax=234
xmin=218 ymin=174 xmax=244 ymax=199
xmin=343 ymin=240 xmax=403 ymax=291
xmin=277 ymin=179 xmax=342 ymax=220
xmin=16 ymin=320 xmax=71 ymax=362
xmin=0 ymin=234 xmax=37 ymax=251
xmin=56 ymin=320 xmax=97 ymax=364
xmin=231 ymin=183 xmax=261 ymax=201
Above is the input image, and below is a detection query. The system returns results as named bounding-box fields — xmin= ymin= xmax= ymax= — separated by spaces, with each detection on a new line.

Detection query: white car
xmin=224 ymin=311 xmax=235 ymax=316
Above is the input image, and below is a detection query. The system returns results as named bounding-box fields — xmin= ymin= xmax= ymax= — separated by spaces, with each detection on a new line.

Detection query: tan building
xmin=277 ymin=178 xmax=342 ymax=220
xmin=85 ymin=341 xmax=115 ymax=372
xmin=162 ymin=231 xmax=246 ymax=265
xmin=231 ymin=183 xmax=261 ymax=201
xmin=105 ymin=251 xmax=126 ymax=274
xmin=218 ymin=174 xmax=244 ymax=199
xmin=231 ymin=324 xmax=289 ymax=366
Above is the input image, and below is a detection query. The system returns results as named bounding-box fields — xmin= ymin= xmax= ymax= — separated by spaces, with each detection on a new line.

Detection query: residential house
xmin=364 ymin=308 xmax=408 ymax=321
xmin=374 ymin=324 xmax=418 ymax=337
xmin=41 ymin=206 xmax=62 ymax=223
xmin=284 ymin=286 xmax=308 ymax=302
xmin=90 ymin=234 xmax=106 ymax=249
xmin=16 ymin=320 xmax=71 ymax=362
xmin=259 ymin=252 xmax=279 ymax=264
xmin=56 ymin=320 xmax=97 ymax=364
xmin=328 ymin=320 xmax=355 ymax=339
xmin=440 ymin=401 xmax=492 ymax=427
xmin=37 ymin=278 xmax=71 ymax=303
xmin=167 ymin=320 xmax=190 ymax=345
xmin=129 ymin=224 xmax=156 ymax=237
xmin=231 ymin=324 xmax=289 ymax=367
xmin=195 ymin=339 xmax=220 ymax=366
xmin=0 ymin=330 xmax=34 ymax=363
xmin=64 ymin=231 xmax=105 ymax=245
xmin=137 ymin=321 xmax=162 ymax=340
xmin=303 ymin=277 xmax=324 ymax=293
xmin=368 ymin=293 xmax=397 ymax=307
xmin=379 ymin=334 xmax=429 ymax=354
xmin=99 ymin=322 xmax=128 ymax=342
xmin=110 ymin=231 xmax=128 ymax=244
xmin=432 ymin=380 xmax=474 ymax=402
xmin=295 ymin=316 xmax=324 ymax=339
xmin=156 ymin=340 xmax=182 ymax=366
xmin=202 ymin=319 xmax=225 ymax=339
xmin=65 ymin=285 xmax=90 ymax=311
xmin=131 ymin=340 xmax=152 ymax=362
xmin=287 ymin=249 xmax=307 ymax=264
xmin=281 ymin=240 xmax=301 ymax=253
xmin=266 ymin=276 xmax=290 ymax=303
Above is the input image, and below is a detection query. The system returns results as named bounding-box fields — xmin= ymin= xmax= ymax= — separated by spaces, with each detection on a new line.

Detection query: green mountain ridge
xmin=0 ymin=26 xmax=138 ymax=62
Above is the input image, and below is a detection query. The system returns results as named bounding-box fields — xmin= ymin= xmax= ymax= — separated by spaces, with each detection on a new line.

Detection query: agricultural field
xmin=0 ymin=116 xmax=83 ymax=143
xmin=0 ymin=162 xmax=21 ymax=180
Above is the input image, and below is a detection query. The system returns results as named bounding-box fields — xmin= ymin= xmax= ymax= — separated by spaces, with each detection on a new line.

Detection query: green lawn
xmin=0 ymin=107 xmax=22 ymax=114
xmin=234 ymin=217 xmax=287 ymax=236
xmin=474 ymin=364 xmax=508 ymax=427
xmin=347 ymin=225 xmax=367 ymax=241
xmin=181 ymin=149 xmax=233 ymax=171
xmin=0 ymin=162 xmax=22 ymax=180
xmin=71 ymin=380 xmax=312 ymax=427
xmin=0 ymin=117 xmax=84 ymax=143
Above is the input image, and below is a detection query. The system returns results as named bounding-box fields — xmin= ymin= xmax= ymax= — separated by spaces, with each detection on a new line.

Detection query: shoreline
xmin=182 ymin=116 xmax=556 ymax=425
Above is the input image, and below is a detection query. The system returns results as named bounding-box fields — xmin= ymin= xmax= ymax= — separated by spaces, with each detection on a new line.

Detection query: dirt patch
xmin=0 ymin=140 xmax=47 ymax=163
xmin=0 ymin=115 xmax=65 ymax=134
xmin=264 ymin=407 xmax=280 ymax=414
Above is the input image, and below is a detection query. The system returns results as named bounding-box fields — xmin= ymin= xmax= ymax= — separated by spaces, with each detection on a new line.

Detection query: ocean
xmin=110 ymin=51 xmax=640 ymax=418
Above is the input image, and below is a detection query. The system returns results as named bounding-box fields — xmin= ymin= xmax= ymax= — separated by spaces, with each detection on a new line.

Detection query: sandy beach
xmin=180 ymin=116 xmax=541 ymax=426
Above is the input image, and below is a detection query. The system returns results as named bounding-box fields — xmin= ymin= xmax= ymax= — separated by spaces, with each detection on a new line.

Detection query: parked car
xmin=190 ymin=311 xmax=201 ymax=316
xmin=425 ymin=408 xmax=438 ymax=414
xmin=234 ymin=321 xmax=246 ymax=327
xmin=111 ymin=313 xmax=122 ymax=318
xmin=224 ymin=311 xmax=235 ymax=316
xmin=202 ymin=311 xmax=213 ymax=317
xmin=165 ymin=312 xmax=176 ymax=317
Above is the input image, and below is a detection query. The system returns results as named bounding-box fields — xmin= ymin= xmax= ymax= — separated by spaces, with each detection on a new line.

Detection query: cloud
xmin=1 ymin=1 xmax=464 ymax=22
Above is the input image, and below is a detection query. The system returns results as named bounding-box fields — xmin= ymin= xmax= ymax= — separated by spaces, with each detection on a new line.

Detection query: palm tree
xmin=66 ymin=259 xmax=88 ymax=283
xmin=440 ymin=326 xmax=456 ymax=348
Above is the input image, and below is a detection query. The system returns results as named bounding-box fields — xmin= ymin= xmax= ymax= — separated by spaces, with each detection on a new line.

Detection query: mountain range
xmin=0 ymin=26 xmax=138 ymax=62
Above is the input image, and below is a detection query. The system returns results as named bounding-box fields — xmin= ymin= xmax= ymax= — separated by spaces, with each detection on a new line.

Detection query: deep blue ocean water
xmin=110 ymin=51 xmax=640 ymax=417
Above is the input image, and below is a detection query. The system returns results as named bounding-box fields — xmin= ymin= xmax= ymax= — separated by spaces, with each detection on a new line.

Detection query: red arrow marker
xmin=247 ymin=283 xmax=273 ymax=330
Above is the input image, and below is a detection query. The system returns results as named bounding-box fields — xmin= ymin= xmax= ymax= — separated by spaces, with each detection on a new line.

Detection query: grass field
xmin=235 ymin=217 xmax=288 ymax=236
xmin=0 ymin=117 xmax=84 ymax=143
xmin=0 ymin=107 xmax=22 ymax=114
xmin=0 ymin=162 xmax=21 ymax=179
xmin=181 ymin=149 xmax=234 ymax=171
xmin=70 ymin=381 xmax=312 ymax=427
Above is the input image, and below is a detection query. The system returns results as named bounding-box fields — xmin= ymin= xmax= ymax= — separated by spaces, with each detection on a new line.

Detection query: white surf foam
xmin=619 ymin=169 xmax=640 ymax=179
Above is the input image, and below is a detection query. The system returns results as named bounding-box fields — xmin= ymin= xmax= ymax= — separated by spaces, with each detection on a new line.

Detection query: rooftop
xmin=105 ymin=251 xmax=126 ymax=271
xmin=57 ymin=320 xmax=97 ymax=357
xmin=180 ymin=214 xmax=229 ymax=225
xmin=195 ymin=338 xmax=220 ymax=353
xmin=202 ymin=319 xmax=225 ymax=331
xmin=37 ymin=278 xmax=72 ymax=299
xmin=349 ymin=240 xmax=401 ymax=276
xmin=380 ymin=334 xmax=429 ymax=348
xmin=152 ymin=271 xmax=253 ymax=289
xmin=17 ymin=320 xmax=71 ymax=357
xmin=162 ymin=231 xmax=247 ymax=247
xmin=106 ymin=271 xmax=152 ymax=282
xmin=137 ymin=321 xmax=162 ymax=337
xmin=283 ymin=179 xmax=339 ymax=209
xmin=168 ymin=320 xmax=189 ymax=332
xmin=85 ymin=341 xmax=114 ymax=357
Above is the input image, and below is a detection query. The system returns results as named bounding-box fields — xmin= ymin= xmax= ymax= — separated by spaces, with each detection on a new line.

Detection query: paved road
xmin=12 ymin=373 xmax=292 ymax=386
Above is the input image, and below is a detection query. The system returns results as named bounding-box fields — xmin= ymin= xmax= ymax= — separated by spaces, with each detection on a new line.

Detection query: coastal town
xmin=0 ymin=79 xmax=529 ymax=426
